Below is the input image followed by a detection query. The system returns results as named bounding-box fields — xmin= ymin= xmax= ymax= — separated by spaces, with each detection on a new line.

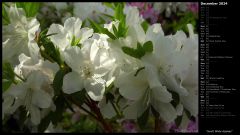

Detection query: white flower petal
xmin=64 ymin=46 xmax=84 ymax=73
xmin=47 ymin=24 xmax=67 ymax=50
xmin=151 ymin=100 xmax=177 ymax=123
xmin=62 ymin=72 xmax=83 ymax=94
xmin=77 ymin=28 xmax=93 ymax=43
xmin=187 ymin=24 xmax=194 ymax=39
xmin=180 ymin=93 xmax=198 ymax=116
xmin=6 ymin=84 xmax=27 ymax=99
xmin=32 ymin=90 xmax=52 ymax=108
xmin=30 ymin=106 xmax=41 ymax=125
xmin=64 ymin=17 xmax=82 ymax=36
xmin=179 ymin=111 xmax=190 ymax=129
xmin=84 ymin=78 xmax=105 ymax=101
xmin=27 ymin=18 xmax=40 ymax=41
xmin=115 ymin=71 xmax=147 ymax=101
xmin=176 ymin=104 xmax=184 ymax=116
xmin=99 ymin=98 xmax=116 ymax=119
xmin=146 ymin=23 xmax=164 ymax=41
xmin=151 ymin=87 xmax=172 ymax=103
xmin=123 ymin=102 xmax=138 ymax=119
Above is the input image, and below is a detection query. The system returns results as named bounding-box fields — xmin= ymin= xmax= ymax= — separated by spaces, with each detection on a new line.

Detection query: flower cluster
xmin=2 ymin=3 xmax=198 ymax=133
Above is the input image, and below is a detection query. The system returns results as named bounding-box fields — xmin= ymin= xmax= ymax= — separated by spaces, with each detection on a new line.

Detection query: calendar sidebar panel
xmin=199 ymin=1 xmax=239 ymax=134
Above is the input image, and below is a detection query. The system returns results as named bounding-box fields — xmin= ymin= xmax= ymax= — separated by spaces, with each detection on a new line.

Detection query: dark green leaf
xmin=2 ymin=80 xmax=12 ymax=92
xmin=102 ymin=28 xmax=117 ymax=40
xmin=137 ymin=42 xmax=145 ymax=57
xmin=98 ymin=16 xmax=106 ymax=24
xmin=38 ymin=113 xmax=52 ymax=132
xmin=106 ymin=92 xmax=114 ymax=103
xmin=184 ymin=108 xmax=192 ymax=119
xmin=88 ymin=19 xmax=116 ymax=40
xmin=151 ymin=105 xmax=159 ymax=117
xmin=143 ymin=41 xmax=153 ymax=52
xmin=141 ymin=21 xmax=149 ymax=33
xmin=100 ymin=13 xmax=114 ymax=20
xmin=53 ymin=69 xmax=65 ymax=96
xmin=51 ymin=95 xmax=66 ymax=125
xmin=175 ymin=115 xmax=183 ymax=127
xmin=38 ymin=30 xmax=63 ymax=65
xmin=88 ymin=18 xmax=102 ymax=33
xmin=2 ymin=62 xmax=15 ymax=91
xmin=16 ymin=2 xmax=40 ymax=17
xmin=137 ymin=107 xmax=150 ymax=129
xmin=69 ymin=89 xmax=87 ymax=106
xmin=169 ymin=91 xmax=180 ymax=108
xmin=122 ymin=46 xmax=140 ymax=59
xmin=18 ymin=106 xmax=28 ymax=126
xmin=2 ymin=3 xmax=10 ymax=25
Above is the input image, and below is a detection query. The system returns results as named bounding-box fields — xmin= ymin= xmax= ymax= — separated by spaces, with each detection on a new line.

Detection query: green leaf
xmin=38 ymin=29 xmax=63 ymax=65
xmin=16 ymin=2 xmax=41 ymax=17
xmin=98 ymin=16 xmax=106 ymax=24
xmin=102 ymin=28 xmax=117 ymax=40
xmin=169 ymin=91 xmax=180 ymax=108
xmin=141 ymin=21 xmax=149 ymax=33
xmin=18 ymin=106 xmax=29 ymax=128
xmin=38 ymin=113 xmax=52 ymax=132
xmin=137 ymin=42 xmax=145 ymax=57
xmin=122 ymin=46 xmax=140 ymax=59
xmin=184 ymin=108 xmax=192 ymax=119
xmin=106 ymin=92 xmax=114 ymax=103
xmin=114 ymin=3 xmax=124 ymax=21
xmin=2 ymin=62 xmax=15 ymax=91
xmin=2 ymin=80 xmax=12 ymax=92
xmin=2 ymin=3 xmax=10 ymax=25
xmin=121 ymin=43 xmax=145 ymax=59
xmin=88 ymin=19 xmax=116 ymax=40
xmin=3 ymin=62 xmax=15 ymax=79
xmin=103 ymin=2 xmax=115 ymax=9
xmin=137 ymin=107 xmax=150 ymax=129
xmin=53 ymin=69 xmax=65 ymax=96
xmin=100 ymin=13 xmax=114 ymax=20
xmin=88 ymin=19 xmax=101 ymax=33
xmin=143 ymin=41 xmax=153 ymax=52
xmin=175 ymin=115 xmax=183 ymax=127
xmin=69 ymin=89 xmax=87 ymax=106
xmin=51 ymin=95 xmax=66 ymax=125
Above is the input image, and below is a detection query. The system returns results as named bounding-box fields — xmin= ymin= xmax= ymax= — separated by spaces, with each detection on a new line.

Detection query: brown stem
xmin=87 ymin=97 xmax=113 ymax=133
xmin=64 ymin=93 xmax=113 ymax=132
xmin=154 ymin=116 xmax=161 ymax=133
xmin=64 ymin=94 xmax=98 ymax=120
xmin=154 ymin=117 xmax=167 ymax=133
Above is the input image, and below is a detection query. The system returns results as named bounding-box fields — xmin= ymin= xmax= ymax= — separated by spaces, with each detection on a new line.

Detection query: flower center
xmin=80 ymin=62 xmax=94 ymax=79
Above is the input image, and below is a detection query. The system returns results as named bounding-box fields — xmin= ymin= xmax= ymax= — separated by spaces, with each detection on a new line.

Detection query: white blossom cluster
xmin=2 ymin=3 xmax=198 ymax=130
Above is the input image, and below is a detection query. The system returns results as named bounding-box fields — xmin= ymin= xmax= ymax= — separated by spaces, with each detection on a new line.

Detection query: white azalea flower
xmin=14 ymin=53 xmax=59 ymax=82
xmin=141 ymin=23 xmax=190 ymax=97
xmin=98 ymin=97 xmax=116 ymax=119
xmin=73 ymin=2 xmax=114 ymax=22
xmin=47 ymin=17 xmax=93 ymax=59
xmin=3 ymin=71 xmax=53 ymax=125
xmin=115 ymin=69 xmax=177 ymax=123
xmin=124 ymin=6 xmax=145 ymax=45
xmin=62 ymin=35 xmax=115 ymax=101
xmin=2 ymin=4 xmax=40 ymax=66
xmin=163 ymin=24 xmax=198 ymax=117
